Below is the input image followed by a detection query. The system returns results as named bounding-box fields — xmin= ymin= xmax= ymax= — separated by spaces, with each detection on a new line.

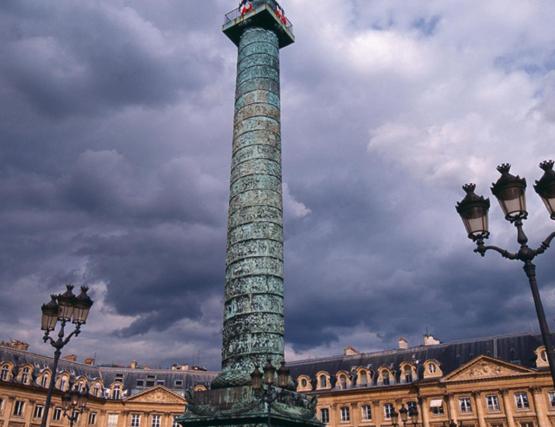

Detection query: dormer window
xmin=428 ymin=363 xmax=437 ymax=373
xmin=404 ymin=366 xmax=413 ymax=383
xmin=1 ymin=365 xmax=9 ymax=381
xmin=113 ymin=385 xmax=121 ymax=400
xmin=300 ymin=378 xmax=307 ymax=387
xmin=21 ymin=367 xmax=30 ymax=384
xmin=319 ymin=374 xmax=327 ymax=388
xmin=382 ymin=371 xmax=390 ymax=385
xmin=358 ymin=370 xmax=367 ymax=386
xmin=338 ymin=374 xmax=347 ymax=389
xmin=41 ymin=374 xmax=49 ymax=387
xmin=542 ymin=350 xmax=548 ymax=362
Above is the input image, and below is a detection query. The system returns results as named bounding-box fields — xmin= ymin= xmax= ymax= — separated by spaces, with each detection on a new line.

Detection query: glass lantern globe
xmin=534 ymin=160 xmax=555 ymax=220
xmin=41 ymin=295 xmax=59 ymax=331
xmin=491 ymin=164 xmax=527 ymax=221
xmin=456 ymin=184 xmax=491 ymax=240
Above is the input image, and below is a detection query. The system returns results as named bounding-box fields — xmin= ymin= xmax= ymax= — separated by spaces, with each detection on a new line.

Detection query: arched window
xmin=382 ymin=370 xmax=390 ymax=385
xmin=319 ymin=374 xmax=327 ymax=388
xmin=1 ymin=364 xmax=10 ymax=381
xmin=21 ymin=367 xmax=30 ymax=384
xmin=59 ymin=377 xmax=67 ymax=391
xmin=41 ymin=374 xmax=50 ymax=387
xmin=404 ymin=366 xmax=413 ymax=383
xmin=113 ymin=385 xmax=121 ymax=400
xmin=339 ymin=374 xmax=347 ymax=389
xmin=301 ymin=378 xmax=307 ymax=387
xmin=358 ymin=370 xmax=367 ymax=386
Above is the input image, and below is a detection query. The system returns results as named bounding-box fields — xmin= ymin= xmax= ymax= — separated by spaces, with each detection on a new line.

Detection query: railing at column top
xmin=224 ymin=0 xmax=294 ymax=34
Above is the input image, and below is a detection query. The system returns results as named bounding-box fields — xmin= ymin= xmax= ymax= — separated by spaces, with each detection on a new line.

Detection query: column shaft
xmin=217 ymin=26 xmax=284 ymax=388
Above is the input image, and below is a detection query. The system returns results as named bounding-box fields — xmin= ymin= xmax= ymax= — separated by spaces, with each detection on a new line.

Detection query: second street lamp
xmin=62 ymin=382 xmax=88 ymax=427
xmin=456 ymin=161 xmax=555 ymax=386
xmin=40 ymin=285 xmax=94 ymax=427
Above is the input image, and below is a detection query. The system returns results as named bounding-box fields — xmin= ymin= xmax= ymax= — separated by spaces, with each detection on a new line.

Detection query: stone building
xmin=0 ymin=342 xmax=216 ymax=427
xmin=2 ymin=332 xmax=555 ymax=427
xmin=289 ymin=332 xmax=555 ymax=427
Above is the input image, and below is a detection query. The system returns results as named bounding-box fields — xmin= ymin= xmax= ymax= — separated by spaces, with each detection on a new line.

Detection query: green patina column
xmin=176 ymin=3 xmax=321 ymax=426
xmin=216 ymin=23 xmax=285 ymax=390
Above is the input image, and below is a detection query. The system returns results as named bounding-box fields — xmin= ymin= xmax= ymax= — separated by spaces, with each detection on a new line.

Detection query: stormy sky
xmin=1 ymin=0 xmax=555 ymax=370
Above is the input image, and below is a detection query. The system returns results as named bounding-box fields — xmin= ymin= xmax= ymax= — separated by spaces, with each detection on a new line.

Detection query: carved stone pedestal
xmin=176 ymin=386 xmax=321 ymax=427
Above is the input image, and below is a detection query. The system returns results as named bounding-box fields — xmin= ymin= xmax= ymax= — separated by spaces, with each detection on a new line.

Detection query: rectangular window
xmin=131 ymin=414 xmax=141 ymax=427
xmin=146 ymin=380 xmax=155 ymax=387
xmin=361 ymin=404 xmax=372 ymax=420
xmin=53 ymin=407 xmax=62 ymax=421
xmin=431 ymin=405 xmax=444 ymax=415
xmin=72 ymin=410 xmax=80 ymax=423
xmin=320 ymin=408 xmax=329 ymax=424
xmin=136 ymin=380 xmax=144 ymax=387
xmin=174 ymin=380 xmax=183 ymax=387
xmin=88 ymin=412 xmax=97 ymax=425
xmin=548 ymin=391 xmax=555 ymax=408
xmin=384 ymin=403 xmax=394 ymax=419
xmin=13 ymin=400 xmax=24 ymax=417
xmin=151 ymin=415 xmax=161 ymax=427
xmin=486 ymin=395 xmax=500 ymax=411
xmin=459 ymin=397 xmax=472 ymax=413
xmin=514 ymin=392 xmax=529 ymax=410
xmin=0 ymin=398 xmax=4 ymax=414
xmin=156 ymin=380 xmax=165 ymax=386
xmin=490 ymin=424 xmax=504 ymax=427
xmin=340 ymin=406 xmax=350 ymax=422
xmin=33 ymin=405 xmax=44 ymax=419
xmin=519 ymin=423 xmax=533 ymax=427
xmin=172 ymin=417 xmax=180 ymax=427
xmin=430 ymin=398 xmax=444 ymax=416
xmin=108 ymin=414 xmax=119 ymax=427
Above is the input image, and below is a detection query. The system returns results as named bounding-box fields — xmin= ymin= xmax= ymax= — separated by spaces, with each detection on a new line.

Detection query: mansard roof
xmin=0 ymin=344 xmax=217 ymax=397
xmin=286 ymin=332 xmax=549 ymax=381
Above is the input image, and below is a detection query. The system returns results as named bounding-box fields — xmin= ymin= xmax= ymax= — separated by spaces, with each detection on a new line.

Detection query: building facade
xmin=0 ymin=341 xmax=216 ymax=427
xmin=2 ymin=332 xmax=555 ymax=427
xmin=288 ymin=333 xmax=555 ymax=427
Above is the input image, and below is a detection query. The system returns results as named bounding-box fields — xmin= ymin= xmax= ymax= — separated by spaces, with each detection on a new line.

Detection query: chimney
xmin=63 ymin=354 xmax=78 ymax=363
xmin=84 ymin=357 xmax=95 ymax=366
xmin=130 ymin=360 xmax=138 ymax=369
xmin=398 ymin=337 xmax=409 ymax=350
xmin=343 ymin=346 xmax=360 ymax=356
xmin=423 ymin=334 xmax=440 ymax=346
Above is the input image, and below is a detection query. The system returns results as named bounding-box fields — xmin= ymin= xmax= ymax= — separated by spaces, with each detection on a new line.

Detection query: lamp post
xmin=62 ymin=382 xmax=88 ymax=427
xmin=250 ymin=360 xmax=292 ymax=427
xmin=456 ymin=161 xmax=555 ymax=386
xmin=40 ymin=285 xmax=94 ymax=427
xmin=392 ymin=404 xmax=418 ymax=427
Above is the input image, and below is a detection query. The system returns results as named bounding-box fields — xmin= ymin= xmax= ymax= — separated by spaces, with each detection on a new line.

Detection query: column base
xmin=176 ymin=386 xmax=322 ymax=427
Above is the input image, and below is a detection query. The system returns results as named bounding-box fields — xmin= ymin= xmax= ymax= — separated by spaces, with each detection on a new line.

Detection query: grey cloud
xmin=1 ymin=0 xmax=555 ymax=369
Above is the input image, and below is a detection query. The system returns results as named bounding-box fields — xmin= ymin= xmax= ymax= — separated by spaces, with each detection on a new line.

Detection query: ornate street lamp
xmin=40 ymin=285 xmax=94 ymax=427
xmin=456 ymin=161 xmax=555 ymax=386
xmin=391 ymin=407 xmax=399 ymax=427
xmin=535 ymin=160 xmax=555 ymax=219
xmin=62 ymin=382 xmax=88 ymax=427
xmin=392 ymin=404 xmax=417 ymax=427
xmin=250 ymin=360 xmax=292 ymax=427
xmin=408 ymin=405 xmax=419 ymax=427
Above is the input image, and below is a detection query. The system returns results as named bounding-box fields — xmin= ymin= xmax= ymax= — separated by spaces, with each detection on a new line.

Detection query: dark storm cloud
xmin=1 ymin=0 xmax=555 ymax=368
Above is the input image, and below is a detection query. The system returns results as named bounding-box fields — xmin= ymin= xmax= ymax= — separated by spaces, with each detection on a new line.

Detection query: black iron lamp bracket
xmin=474 ymin=219 xmax=555 ymax=264
xmin=43 ymin=320 xmax=82 ymax=350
